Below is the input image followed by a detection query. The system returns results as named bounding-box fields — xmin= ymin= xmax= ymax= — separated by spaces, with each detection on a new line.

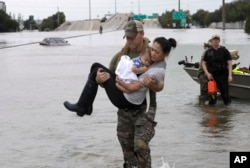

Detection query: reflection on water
xmin=200 ymin=105 xmax=233 ymax=137
xmin=0 ymin=40 xmax=7 ymax=48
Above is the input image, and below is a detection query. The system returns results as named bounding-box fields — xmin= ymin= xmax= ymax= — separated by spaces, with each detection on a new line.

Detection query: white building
xmin=0 ymin=1 xmax=6 ymax=12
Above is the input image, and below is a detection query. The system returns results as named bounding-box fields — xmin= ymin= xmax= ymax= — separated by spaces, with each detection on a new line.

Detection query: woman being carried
xmin=63 ymin=37 xmax=177 ymax=117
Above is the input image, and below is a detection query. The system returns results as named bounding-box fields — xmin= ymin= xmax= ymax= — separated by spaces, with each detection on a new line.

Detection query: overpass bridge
xmin=56 ymin=13 xmax=161 ymax=31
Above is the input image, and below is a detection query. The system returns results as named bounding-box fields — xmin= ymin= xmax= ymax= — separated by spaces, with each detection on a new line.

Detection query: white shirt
xmin=115 ymin=55 xmax=138 ymax=83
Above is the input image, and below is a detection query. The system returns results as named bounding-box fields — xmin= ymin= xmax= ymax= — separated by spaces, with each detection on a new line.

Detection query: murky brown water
xmin=0 ymin=29 xmax=250 ymax=168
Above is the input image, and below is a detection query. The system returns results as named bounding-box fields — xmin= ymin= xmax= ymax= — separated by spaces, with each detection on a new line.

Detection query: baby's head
xmin=139 ymin=47 xmax=152 ymax=67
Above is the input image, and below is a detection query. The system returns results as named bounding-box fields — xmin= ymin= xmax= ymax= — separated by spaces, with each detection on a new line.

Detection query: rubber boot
xmin=199 ymin=95 xmax=206 ymax=105
xmin=208 ymin=93 xmax=217 ymax=105
xmin=123 ymin=157 xmax=138 ymax=168
xmin=222 ymin=94 xmax=231 ymax=106
xmin=64 ymin=79 xmax=98 ymax=117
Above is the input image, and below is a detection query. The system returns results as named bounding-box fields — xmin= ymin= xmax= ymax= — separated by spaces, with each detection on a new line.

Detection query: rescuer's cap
xmin=211 ymin=34 xmax=220 ymax=40
xmin=123 ymin=20 xmax=144 ymax=39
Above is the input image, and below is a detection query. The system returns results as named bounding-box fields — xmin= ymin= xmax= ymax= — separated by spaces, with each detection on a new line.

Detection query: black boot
xmin=223 ymin=94 xmax=231 ymax=106
xmin=64 ymin=79 xmax=98 ymax=117
xmin=208 ymin=93 xmax=217 ymax=105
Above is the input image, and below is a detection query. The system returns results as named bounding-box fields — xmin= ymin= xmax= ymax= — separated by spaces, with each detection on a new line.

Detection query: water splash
xmin=154 ymin=157 xmax=175 ymax=168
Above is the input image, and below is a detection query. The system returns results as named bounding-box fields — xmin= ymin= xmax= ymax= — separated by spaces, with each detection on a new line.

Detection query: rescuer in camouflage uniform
xmin=63 ymin=20 xmax=176 ymax=167
xmin=96 ymin=20 xmax=157 ymax=168
xmin=198 ymin=39 xmax=212 ymax=104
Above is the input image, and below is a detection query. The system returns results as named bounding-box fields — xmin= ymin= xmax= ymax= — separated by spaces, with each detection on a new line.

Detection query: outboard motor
xmin=178 ymin=56 xmax=200 ymax=68
xmin=232 ymin=62 xmax=240 ymax=70
xmin=178 ymin=60 xmax=186 ymax=65
xmin=194 ymin=62 xmax=200 ymax=68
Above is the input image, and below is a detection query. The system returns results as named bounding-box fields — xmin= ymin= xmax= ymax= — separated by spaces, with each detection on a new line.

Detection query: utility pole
xmin=57 ymin=6 xmax=59 ymax=26
xmin=138 ymin=0 xmax=140 ymax=14
xmin=115 ymin=0 xmax=116 ymax=13
xmin=178 ymin=0 xmax=180 ymax=11
xmin=222 ymin=0 xmax=225 ymax=30
xmin=89 ymin=0 xmax=91 ymax=20
xmin=131 ymin=1 xmax=133 ymax=13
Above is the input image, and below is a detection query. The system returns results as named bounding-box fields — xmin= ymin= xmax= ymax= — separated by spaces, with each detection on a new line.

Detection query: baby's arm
xmin=132 ymin=65 xmax=148 ymax=74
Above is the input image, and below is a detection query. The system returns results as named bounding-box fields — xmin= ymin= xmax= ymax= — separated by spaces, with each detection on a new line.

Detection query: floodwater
xmin=0 ymin=28 xmax=250 ymax=168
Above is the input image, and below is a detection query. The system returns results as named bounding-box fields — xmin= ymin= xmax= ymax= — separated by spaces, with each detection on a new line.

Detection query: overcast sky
xmin=3 ymin=0 xmax=234 ymax=21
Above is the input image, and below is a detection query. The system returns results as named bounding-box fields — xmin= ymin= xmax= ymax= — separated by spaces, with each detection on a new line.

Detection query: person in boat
xmin=64 ymin=19 xmax=177 ymax=168
xmin=198 ymin=39 xmax=212 ymax=104
xmin=202 ymin=34 xmax=233 ymax=105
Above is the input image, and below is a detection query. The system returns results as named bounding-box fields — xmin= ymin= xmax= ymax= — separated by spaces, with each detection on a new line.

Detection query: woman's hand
xmin=142 ymin=75 xmax=164 ymax=92
xmin=116 ymin=77 xmax=142 ymax=93
xmin=95 ymin=68 xmax=110 ymax=85
xmin=142 ymin=75 xmax=156 ymax=87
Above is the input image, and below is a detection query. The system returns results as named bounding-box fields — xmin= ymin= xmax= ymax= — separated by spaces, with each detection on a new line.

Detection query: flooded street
xmin=1 ymin=28 xmax=250 ymax=168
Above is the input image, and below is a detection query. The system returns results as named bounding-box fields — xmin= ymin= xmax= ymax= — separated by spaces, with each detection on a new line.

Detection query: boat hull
xmin=183 ymin=67 xmax=250 ymax=99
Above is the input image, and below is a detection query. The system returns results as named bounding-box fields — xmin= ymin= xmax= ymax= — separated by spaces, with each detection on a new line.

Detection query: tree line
xmin=158 ymin=0 xmax=250 ymax=34
xmin=0 ymin=11 xmax=65 ymax=32
xmin=0 ymin=10 xmax=19 ymax=32
xmin=1 ymin=0 xmax=250 ymax=34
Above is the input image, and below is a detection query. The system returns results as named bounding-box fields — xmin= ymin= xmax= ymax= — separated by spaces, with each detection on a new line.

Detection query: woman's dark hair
xmin=153 ymin=37 xmax=177 ymax=54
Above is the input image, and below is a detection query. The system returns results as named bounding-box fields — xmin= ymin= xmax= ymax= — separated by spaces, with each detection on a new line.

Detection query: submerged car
xmin=39 ymin=37 xmax=70 ymax=46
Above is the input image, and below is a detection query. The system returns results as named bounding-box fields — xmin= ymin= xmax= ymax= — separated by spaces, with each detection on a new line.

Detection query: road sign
xmin=181 ymin=19 xmax=186 ymax=27
xmin=172 ymin=12 xmax=186 ymax=20
xmin=133 ymin=14 xmax=147 ymax=20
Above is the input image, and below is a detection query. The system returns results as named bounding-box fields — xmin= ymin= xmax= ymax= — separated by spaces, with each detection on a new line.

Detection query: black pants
xmin=213 ymin=73 xmax=231 ymax=104
xmin=89 ymin=63 xmax=140 ymax=109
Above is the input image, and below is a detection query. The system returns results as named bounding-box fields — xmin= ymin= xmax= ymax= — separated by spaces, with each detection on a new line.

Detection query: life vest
xmin=233 ymin=67 xmax=250 ymax=75
xmin=205 ymin=46 xmax=230 ymax=74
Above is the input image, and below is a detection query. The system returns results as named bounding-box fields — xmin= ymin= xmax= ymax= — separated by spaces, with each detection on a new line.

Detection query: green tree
xmin=227 ymin=0 xmax=250 ymax=22
xmin=23 ymin=16 xmax=38 ymax=30
xmin=192 ymin=0 xmax=250 ymax=28
xmin=244 ymin=3 xmax=250 ymax=34
xmin=192 ymin=9 xmax=209 ymax=27
xmin=40 ymin=12 xmax=65 ymax=31
xmin=185 ymin=10 xmax=192 ymax=28
xmin=158 ymin=9 xmax=191 ymax=28
xmin=245 ymin=17 xmax=250 ymax=34
xmin=0 ymin=10 xmax=19 ymax=32
xmin=158 ymin=10 xmax=173 ymax=28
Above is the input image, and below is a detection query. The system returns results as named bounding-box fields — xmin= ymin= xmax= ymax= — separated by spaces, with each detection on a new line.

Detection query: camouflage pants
xmin=117 ymin=106 xmax=157 ymax=168
xmin=198 ymin=73 xmax=208 ymax=103
xmin=199 ymin=73 xmax=217 ymax=104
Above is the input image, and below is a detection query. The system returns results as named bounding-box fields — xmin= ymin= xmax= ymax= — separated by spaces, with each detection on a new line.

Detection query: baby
xmin=115 ymin=47 xmax=152 ymax=83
